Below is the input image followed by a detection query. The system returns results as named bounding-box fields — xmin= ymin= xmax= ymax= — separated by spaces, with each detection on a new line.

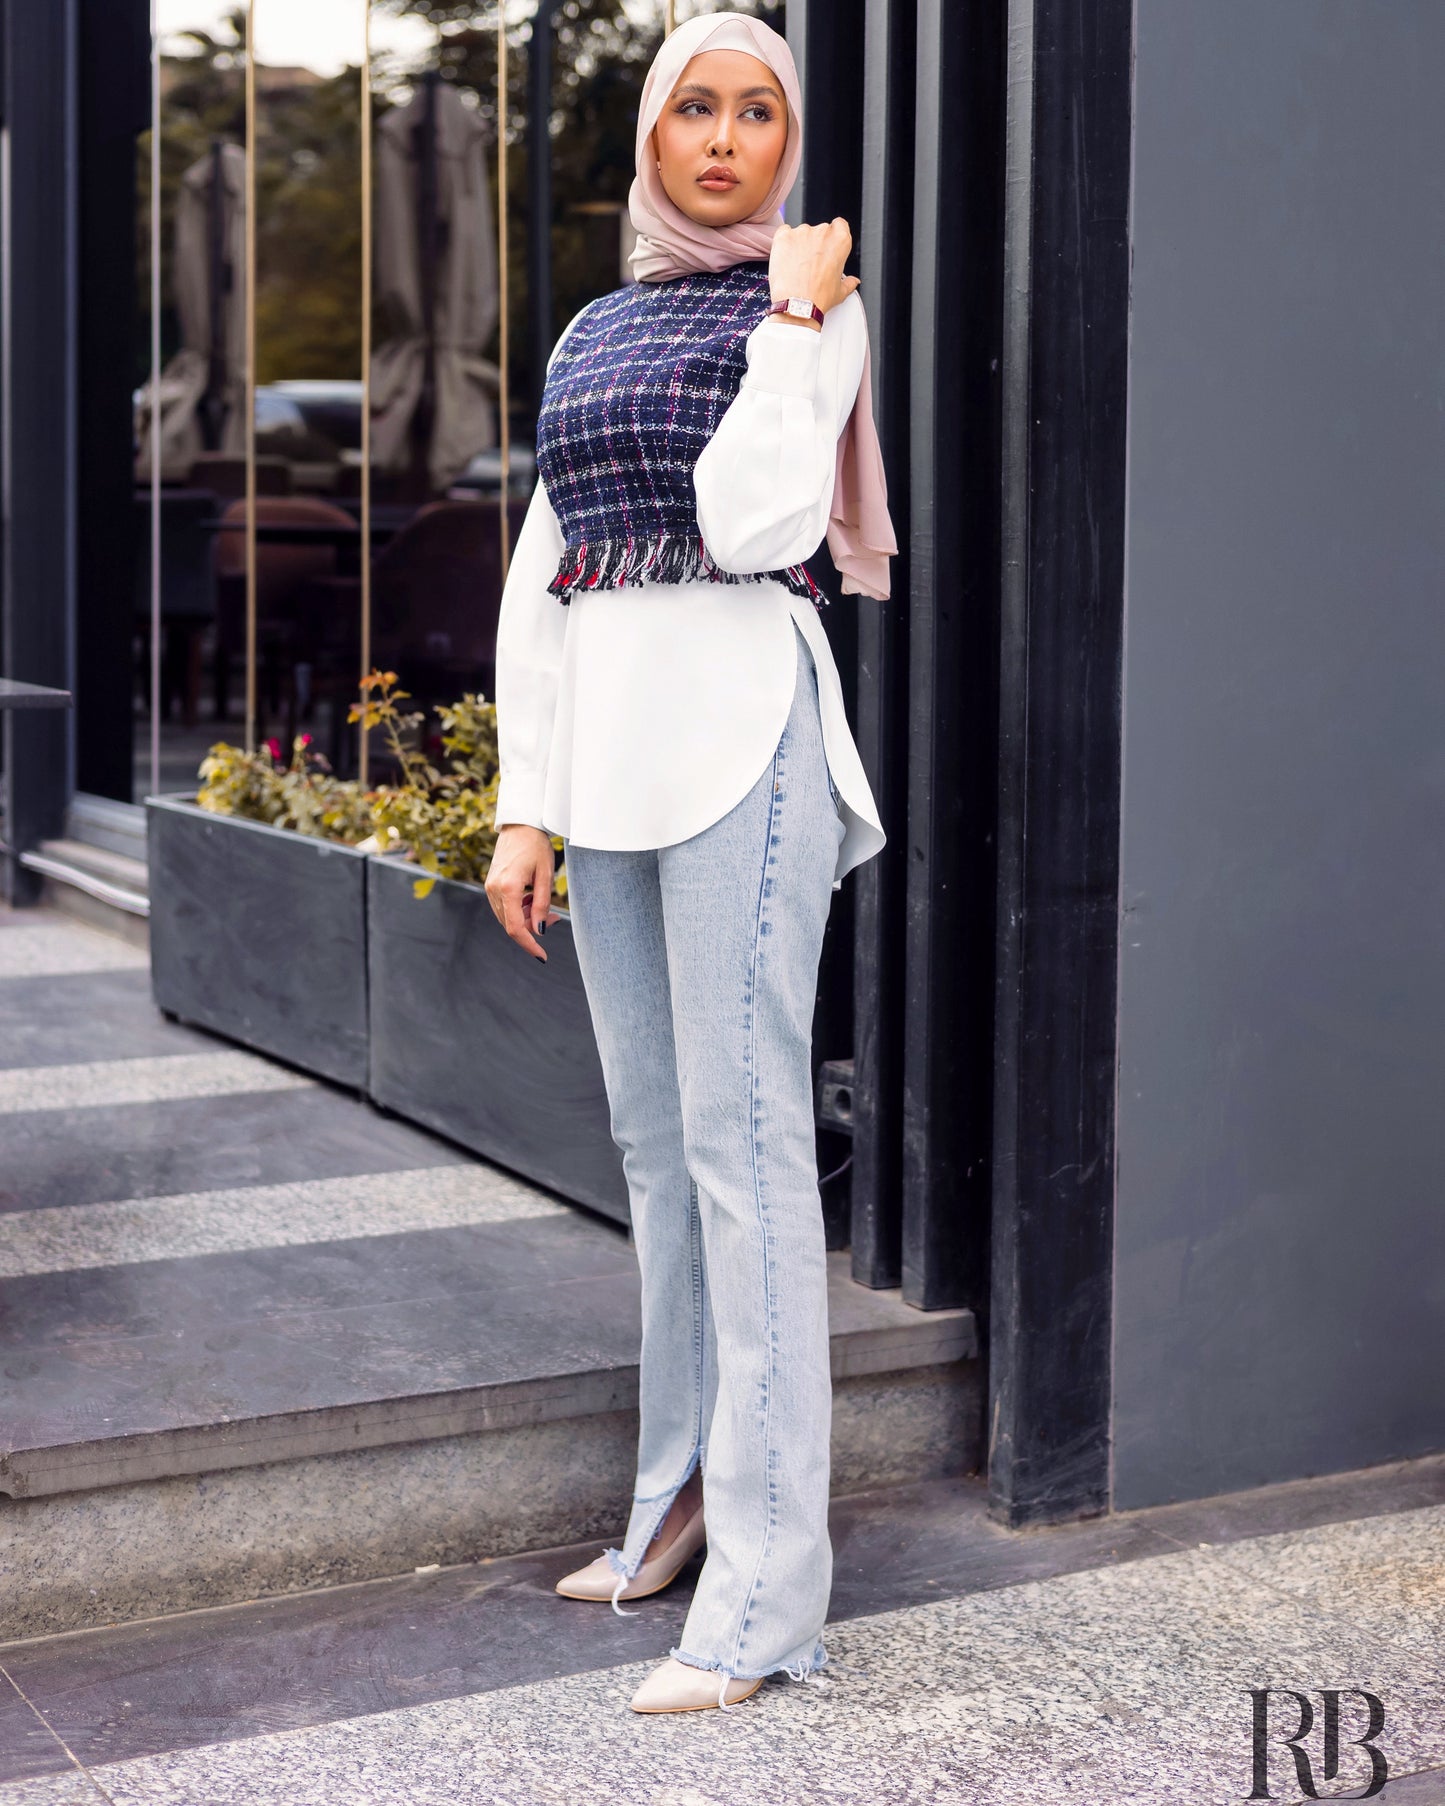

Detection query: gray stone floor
xmin=1 ymin=1474 xmax=1442 ymax=1805
xmin=2 ymin=903 xmax=1442 ymax=1804
xmin=0 ymin=906 xmax=969 ymax=1506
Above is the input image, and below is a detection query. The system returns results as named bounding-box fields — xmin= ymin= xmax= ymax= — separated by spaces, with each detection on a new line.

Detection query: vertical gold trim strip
xmin=497 ymin=2 xmax=510 ymax=579
xmin=359 ymin=2 xmax=373 ymax=783
xmin=243 ymin=0 xmax=258 ymax=753
xmin=665 ymin=1 xmax=676 ymax=37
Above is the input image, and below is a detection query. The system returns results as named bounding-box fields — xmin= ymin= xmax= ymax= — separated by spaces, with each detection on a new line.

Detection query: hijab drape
xmin=626 ymin=13 xmax=898 ymax=600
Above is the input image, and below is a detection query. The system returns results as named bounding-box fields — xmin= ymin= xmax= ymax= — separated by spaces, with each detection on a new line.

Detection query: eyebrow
xmin=673 ymin=81 xmax=784 ymax=104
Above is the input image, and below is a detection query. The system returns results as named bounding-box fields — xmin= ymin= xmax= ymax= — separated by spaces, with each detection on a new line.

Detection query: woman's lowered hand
xmin=485 ymin=823 xmax=563 ymax=961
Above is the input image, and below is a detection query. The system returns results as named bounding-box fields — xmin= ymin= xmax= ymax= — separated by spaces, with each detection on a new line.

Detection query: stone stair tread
xmin=34 ymin=838 xmax=149 ymax=892
xmin=0 ymin=1228 xmax=976 ymax=1501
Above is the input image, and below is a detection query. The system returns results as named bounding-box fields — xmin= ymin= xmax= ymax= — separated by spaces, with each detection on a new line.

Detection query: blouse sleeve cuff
xmin=742 ymin=316 xmax=825 ymax=400
xmin=494 ymin=774 xmax=548 ymax=833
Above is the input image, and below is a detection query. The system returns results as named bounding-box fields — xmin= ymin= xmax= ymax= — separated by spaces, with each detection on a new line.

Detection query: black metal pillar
xmin=898 ymin=0 xmax=1005 ymax=1314
xmin=987 ymin=0 xmax=1133 ymax=1526
xmin=787 ymin=0 xmax=868 ymax=1250
xmin=793 ymin=0 xmax=1003 ymax=1308
xmin=849 ymin=0 xmax=916 ymax=1289
xmin=75 ymin=0 xmax=149 ymax=803
xmin=0 ymin=0 xmax=77 ymax=898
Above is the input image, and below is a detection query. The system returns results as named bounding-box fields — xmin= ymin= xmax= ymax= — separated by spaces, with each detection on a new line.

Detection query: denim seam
xmin=690 ymin=1174 xmax=707 ymax=1464
xmin=726 ymin=725 xmax=785 ymax=1675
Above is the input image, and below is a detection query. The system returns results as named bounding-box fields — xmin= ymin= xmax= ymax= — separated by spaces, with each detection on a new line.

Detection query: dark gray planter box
xmin=146 ymin=795 xmax=370 ymax=1088
xmin=366 ymin=855 xmax=628 ymax=1224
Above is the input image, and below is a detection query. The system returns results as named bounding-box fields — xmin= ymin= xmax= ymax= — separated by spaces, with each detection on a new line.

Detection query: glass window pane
xmin=138 ymin=2 xmax=248 ymax=799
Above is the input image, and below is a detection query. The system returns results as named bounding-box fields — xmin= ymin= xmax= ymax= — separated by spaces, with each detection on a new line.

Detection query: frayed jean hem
xmin=668 ymin=1639 xmax=832 ymax=1710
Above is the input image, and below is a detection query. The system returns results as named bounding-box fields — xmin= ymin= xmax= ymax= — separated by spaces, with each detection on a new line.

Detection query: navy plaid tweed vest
xmin=534 ymin=260 xmax=822 ymax=606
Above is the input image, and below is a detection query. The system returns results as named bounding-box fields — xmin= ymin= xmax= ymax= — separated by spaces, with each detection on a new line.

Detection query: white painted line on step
xmin=0 ymin=1165 xmax=571 ymax=1277
xmin=0 ymin=1051 xmax=315 ymax=1115
xmin=0 ymin=923 xmax=150 ymax=979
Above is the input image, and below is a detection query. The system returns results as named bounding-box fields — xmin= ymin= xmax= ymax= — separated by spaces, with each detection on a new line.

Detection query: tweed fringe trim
xmin=546 ymin=533 xmax=824 ymax=607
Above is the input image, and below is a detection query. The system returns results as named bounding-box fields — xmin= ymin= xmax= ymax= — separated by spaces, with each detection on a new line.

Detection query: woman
xmin=485 ymin=10 xmax=896 ymax=1716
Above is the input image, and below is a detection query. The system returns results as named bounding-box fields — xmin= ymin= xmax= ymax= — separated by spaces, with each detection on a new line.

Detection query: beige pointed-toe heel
xmin=629 ymin=1656 xmax=763 ymax=1714
xmin=554 ymin=1501 xmax=706 ymax=1611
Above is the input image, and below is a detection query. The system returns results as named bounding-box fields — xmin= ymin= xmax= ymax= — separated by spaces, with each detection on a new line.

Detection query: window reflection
xmin=227 ymin=2 xmax=366 ymax=765
xmin=136 ymin=2 xmax=737 ymax=799
xmin=356 ymin=8 xmax=526 ymax=782
xmin=134 ymin=4 xmax=248 ymax=798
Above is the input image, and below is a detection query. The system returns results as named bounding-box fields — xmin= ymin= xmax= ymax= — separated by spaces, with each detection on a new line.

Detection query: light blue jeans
xmin=563 ymin=621 xmax=846 ymax=1705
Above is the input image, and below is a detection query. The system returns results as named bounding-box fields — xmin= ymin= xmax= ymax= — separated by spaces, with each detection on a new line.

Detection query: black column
xmin=849 ymin=0 xmax=916 ymax=1290
xmin=75 ymin=0 xmax=149 ymax=802
xmin=0 ymin=0 xmax=76 ymax=897
xmin=899 ymin=0 xmax=1005 ymax=1314
xmin=787 ymin=0 xmax=868 ymax=1250
xmin=987 ymin=0 xmax=1133 ymax=1527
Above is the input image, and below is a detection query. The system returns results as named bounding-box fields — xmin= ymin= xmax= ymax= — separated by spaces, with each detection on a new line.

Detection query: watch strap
xmin=768 ymin=296 xmax=825 ymax=326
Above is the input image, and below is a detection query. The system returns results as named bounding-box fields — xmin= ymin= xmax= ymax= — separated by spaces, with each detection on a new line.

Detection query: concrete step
xmin=22 ymin=837 xmax=149 ymax=949
xmin=67 ymin=792 xmax=150 ymax=864
xmin=1 ymin=1236 xmax=981 ymax=1640
xmin=0 ymin=898 xmax=983 ymax=1643
xmin=2 ymin=1250 xmax=977 ymax=1502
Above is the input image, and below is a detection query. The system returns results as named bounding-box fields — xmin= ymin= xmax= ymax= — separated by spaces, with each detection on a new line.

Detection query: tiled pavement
xmin=2 ymin=903 xmax=1443 ymax=1804
xmin=0 ymin=1470 xmax=1442 ymax=1805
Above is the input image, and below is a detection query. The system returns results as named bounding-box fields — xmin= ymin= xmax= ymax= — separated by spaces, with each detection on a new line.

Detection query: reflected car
xmin=447 ymin=445 xmax=537 ymax=498
xmin=265 ymin=380 xmax=364 ymax=452
xmin=253 ymin=387 xmax=309 ymax=439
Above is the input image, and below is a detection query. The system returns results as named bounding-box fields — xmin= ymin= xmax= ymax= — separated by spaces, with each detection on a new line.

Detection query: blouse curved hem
xmin=546 ymin=715 xmax=788 ymax=858
xmin=537 ymin=584 xmax=888 ymax=889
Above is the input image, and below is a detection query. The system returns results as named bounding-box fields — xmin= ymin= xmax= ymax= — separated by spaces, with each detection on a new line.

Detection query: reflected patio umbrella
xmin=370 ymin=73 xmax=502 ymax=496
xmin=136 ymin=141 xmax=247 ymax=483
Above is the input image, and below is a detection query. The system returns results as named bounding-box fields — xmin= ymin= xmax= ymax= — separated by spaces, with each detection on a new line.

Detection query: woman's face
xmin=650 ymin=48 xmax=789 ymax=227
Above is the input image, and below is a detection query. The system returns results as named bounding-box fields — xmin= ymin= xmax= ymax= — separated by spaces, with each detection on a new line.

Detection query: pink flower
xmin=265 ymin=737 xmax=282 ymax=762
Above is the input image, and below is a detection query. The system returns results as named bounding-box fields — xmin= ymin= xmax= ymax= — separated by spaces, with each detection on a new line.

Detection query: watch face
xmin=787 ymin=297 xmax=813 ymax=318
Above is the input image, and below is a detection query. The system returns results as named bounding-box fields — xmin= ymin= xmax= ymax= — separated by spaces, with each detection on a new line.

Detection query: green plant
xmin=348 ymin=671 xmax=567 ymax=902
xmin=196 ymin=733 xmax=377 ymax=843
xmin=196 ymin=675 xmax=567 ymax=905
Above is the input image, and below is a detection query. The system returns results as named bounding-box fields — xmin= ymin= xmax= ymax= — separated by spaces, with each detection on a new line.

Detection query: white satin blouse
xmin=492 ymin=286 xmax=887 ymax=889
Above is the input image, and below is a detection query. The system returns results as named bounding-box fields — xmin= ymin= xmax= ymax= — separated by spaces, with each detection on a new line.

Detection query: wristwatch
xmin=768 ymin=296 xmax=825 ymax=326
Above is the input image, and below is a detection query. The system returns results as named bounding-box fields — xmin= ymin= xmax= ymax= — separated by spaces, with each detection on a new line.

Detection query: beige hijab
xmin=627 ymin=13 xmax=898 ymax=600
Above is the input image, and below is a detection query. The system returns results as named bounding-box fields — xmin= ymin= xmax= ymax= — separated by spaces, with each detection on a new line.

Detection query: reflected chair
xmin=301 ymin=495 xmax=527 ymax=774
xmin=212 ymin=495 xmax=358 ymax=731
xmin=133 ymin=488 xmax=217 ymax=729
xmin=192 ymin=452 xmax=293 ymax=500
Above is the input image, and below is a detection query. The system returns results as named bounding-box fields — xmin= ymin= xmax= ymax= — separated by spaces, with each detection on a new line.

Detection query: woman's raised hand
xmin=485 ymin=823 xmax=563 ymax=961
xmin=768 ymin=218 xmax=860 ymax=319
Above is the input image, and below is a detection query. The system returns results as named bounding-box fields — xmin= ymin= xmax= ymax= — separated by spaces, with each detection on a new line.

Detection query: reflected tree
xmin=142 ymin=4 xmax=785 ymax=414
xmin=373 ymin=0 xmax=784 ymax=409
